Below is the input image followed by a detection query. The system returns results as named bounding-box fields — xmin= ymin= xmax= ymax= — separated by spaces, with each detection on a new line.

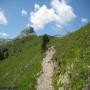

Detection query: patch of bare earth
xmin=36 ymin=47 xmax=55 ymax=90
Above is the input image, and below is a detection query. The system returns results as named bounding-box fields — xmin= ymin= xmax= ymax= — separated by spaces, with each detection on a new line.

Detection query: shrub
xmin=41 ymin=34 xmax=49 ymax=51
xmin=0 ymin=45 xmax=8 ymax=60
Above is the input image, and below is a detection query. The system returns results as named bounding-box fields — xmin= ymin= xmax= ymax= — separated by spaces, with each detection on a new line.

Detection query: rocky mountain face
xmin=18 ymin=27 xmax=36 ymax=38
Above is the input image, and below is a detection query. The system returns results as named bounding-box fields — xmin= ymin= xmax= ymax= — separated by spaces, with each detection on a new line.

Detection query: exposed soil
xmin=36 ymin=47 xmax=55 ymax=90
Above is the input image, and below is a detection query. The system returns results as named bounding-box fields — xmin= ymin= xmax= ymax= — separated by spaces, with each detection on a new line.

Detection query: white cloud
xmin=56 ymin=24 xmax=62 ymax=29
xmin=0 ymin=32 xmax=9 ymax=37
xmin=26 ymin=23 xmax=30 ymax=27
xmin=0 ymin=10 xmax=8 ymax=25
xmin=30 ymin=5 xmax=56 ymax=30
xmin=21 ymin=9 xmax=28 ymax=16
xmin=30 ymin=0 xmax=76 ymax=30
xmin=34 ymin=4 xmax=40 ymax=11
xmin=51 ymin=0 xmax=76 ymax=25
xmin=81 ymin=18 xmax=88 ymax=23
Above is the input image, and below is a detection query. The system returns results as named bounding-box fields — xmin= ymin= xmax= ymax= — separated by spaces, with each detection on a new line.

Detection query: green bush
xmin=41 ymin=34 xmax=49 ymax=51
xmin=0 ymin=45 xmax=8 ymax=60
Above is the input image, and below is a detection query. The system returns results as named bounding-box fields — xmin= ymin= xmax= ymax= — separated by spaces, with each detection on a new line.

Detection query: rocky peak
xmin=18 ymin=26 xmax=36 ymax=38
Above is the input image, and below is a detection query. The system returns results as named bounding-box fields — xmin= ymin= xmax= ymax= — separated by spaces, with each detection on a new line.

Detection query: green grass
xmin=49 ymin=23 xmax=90 ymax=90
xmin=0 ymin=36 xmax=44 ymax=90
xmin=0 ymin=23 xmax=90 ymax=90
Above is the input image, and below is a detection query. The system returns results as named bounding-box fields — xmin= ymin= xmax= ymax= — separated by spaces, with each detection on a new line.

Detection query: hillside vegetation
xmin=49 ymin=23 xmax=90 ymax=90
xmin=0 ymin=36 xmax=44 ymax=90
xmin=0 ymin=23 xmax=90 ymax=90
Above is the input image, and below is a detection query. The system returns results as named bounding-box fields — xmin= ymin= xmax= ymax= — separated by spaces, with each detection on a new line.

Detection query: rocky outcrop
xmin=18 ymin=26 xmax=36 ymax=38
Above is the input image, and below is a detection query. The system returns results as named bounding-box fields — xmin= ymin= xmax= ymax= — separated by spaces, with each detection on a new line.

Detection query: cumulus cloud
xmin=30 ymin=0 xmax=76 ymax=30
xmin=22 ymin=9 xmax=28 ymax=16
xmin=0 ymin=10 xmax=8 ymax=25
xmin=26 ymin=23 xmax=30 ymax=27
xmin=34 ymin=4 xmax=40 ymax=11
xmin=0 ymin=32 xmax=9 ymax=37
xmin=30 ymin=5 xmax=56 ymax=29
xmin=81 ymin=18 xmax=88 ymax=24
xmin=51 ymin=0 xmax=76 ymax=25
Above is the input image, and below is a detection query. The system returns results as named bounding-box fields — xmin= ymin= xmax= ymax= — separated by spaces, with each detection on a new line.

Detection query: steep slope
xmin=49 ymin=23 xmax=90 ymax=90
xmin=0 ymin=36 xmax=44 ymax=90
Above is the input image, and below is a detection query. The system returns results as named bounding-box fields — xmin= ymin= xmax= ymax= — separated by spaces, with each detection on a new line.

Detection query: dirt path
xmin=36 ymin=47 xmax=55 ymax=90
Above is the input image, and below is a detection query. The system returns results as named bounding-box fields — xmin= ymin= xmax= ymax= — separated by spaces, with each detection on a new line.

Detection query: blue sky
xmin=0 ymin=0 xmax=90 ymax=39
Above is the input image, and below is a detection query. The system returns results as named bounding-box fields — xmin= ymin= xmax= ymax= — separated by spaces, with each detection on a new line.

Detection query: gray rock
xmin=18 ymin=26 xmax=36 ymax=38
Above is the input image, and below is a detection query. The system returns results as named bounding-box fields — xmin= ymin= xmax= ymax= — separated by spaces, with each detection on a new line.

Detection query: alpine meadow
xmin=0 ymin=0 xmax=90 ymax=90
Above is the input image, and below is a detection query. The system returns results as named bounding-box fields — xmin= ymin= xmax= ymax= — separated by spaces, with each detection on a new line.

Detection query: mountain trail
xmin=36 ymin=46 xmax=55 ymax=90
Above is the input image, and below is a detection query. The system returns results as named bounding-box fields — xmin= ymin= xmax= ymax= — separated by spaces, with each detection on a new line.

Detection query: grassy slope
xmin=0 ymin=36 xmax=44 ymax=90
xmin=0 ymin=24 xmax=90 ymax=90
xmin=49 ymin=23 xmax=90 ymax=90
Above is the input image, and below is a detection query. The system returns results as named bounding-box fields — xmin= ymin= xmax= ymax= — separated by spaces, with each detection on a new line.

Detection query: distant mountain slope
xmin=49 ymin=23 xmax=90 ymax=90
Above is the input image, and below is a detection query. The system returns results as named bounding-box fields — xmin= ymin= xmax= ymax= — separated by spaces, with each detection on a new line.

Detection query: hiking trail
xmin=36 ymin=46 xmax=55 ymax=90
